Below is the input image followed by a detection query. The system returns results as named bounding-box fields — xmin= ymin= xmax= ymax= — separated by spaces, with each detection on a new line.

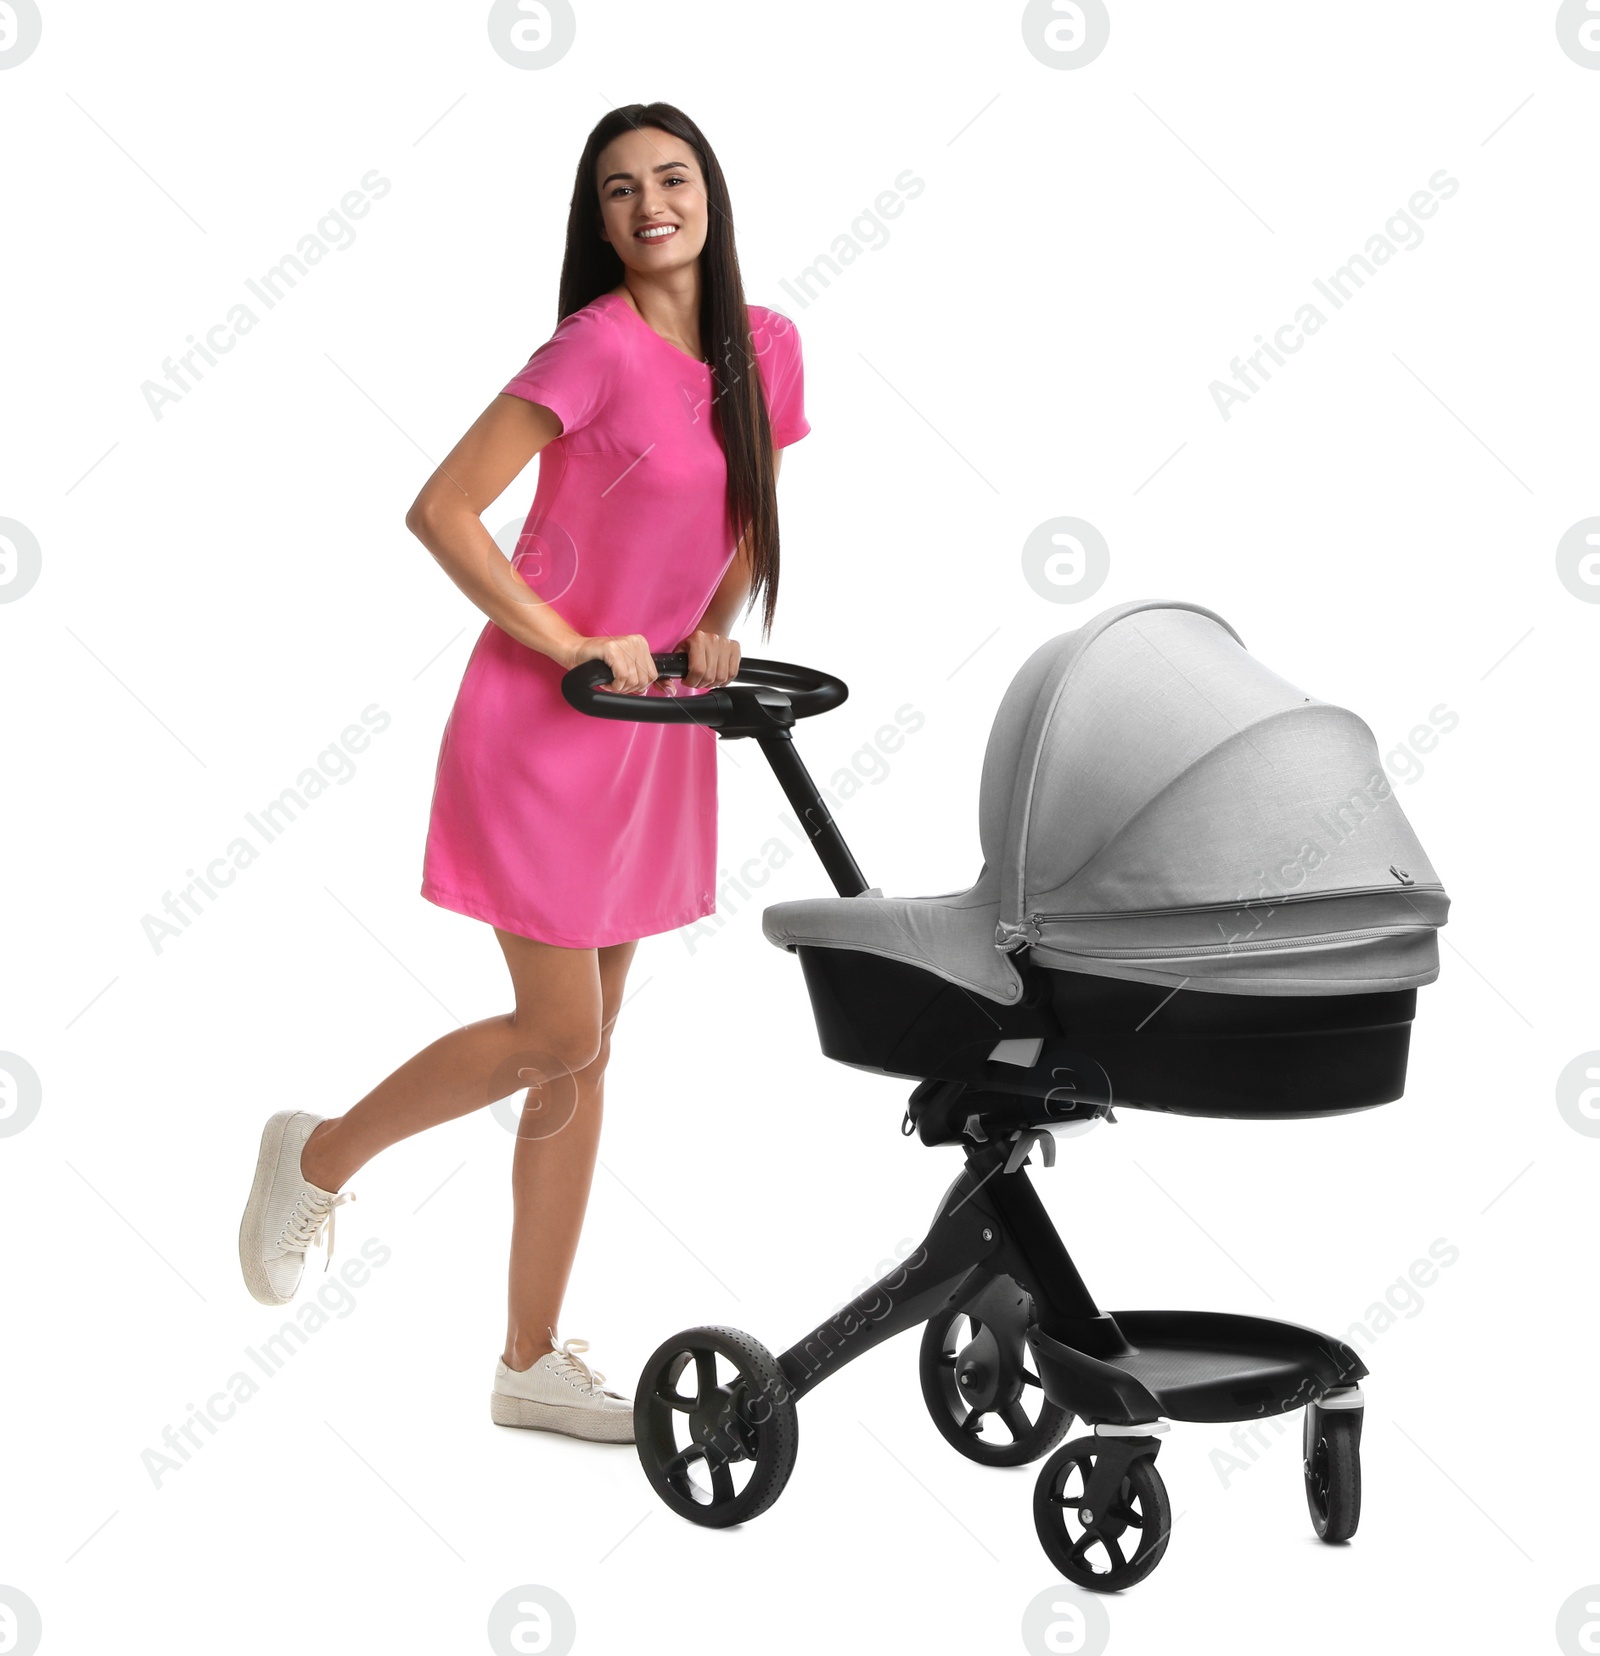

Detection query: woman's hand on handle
xmin=679 ymin=629 xmax=741 ymax=689
xmin=567 ymin=634 xmax=658 ymax=695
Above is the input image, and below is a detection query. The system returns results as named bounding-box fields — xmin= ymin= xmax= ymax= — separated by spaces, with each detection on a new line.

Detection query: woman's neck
xmin=612 ymin=276 xmax=703 ymax=360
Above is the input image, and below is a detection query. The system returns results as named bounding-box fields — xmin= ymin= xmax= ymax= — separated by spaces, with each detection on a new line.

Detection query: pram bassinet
xmin=762 ymin=600 xmax=1449 ymax=1120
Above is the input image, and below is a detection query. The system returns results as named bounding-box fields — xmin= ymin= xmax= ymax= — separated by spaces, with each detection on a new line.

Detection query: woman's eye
xmin=608 ymin=175 xmax=689 ymax=198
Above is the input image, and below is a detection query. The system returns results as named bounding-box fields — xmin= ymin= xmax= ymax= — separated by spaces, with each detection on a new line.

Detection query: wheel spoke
xmin=960 ymin=1407 xmax=989 ymax=1436
xmin=1000 ymin=1400 xmax=1033 ymax=1442
xmin=710 ymin=1458 xmax=735 ymax=1505
xmin=693 ymin=1349 xmax=718 ymax=1405
xmin=653 ymin=1386 xmax=695 ymax=1412
xmin=1021 ymin=1368 xmax=1042 ymax=1388
xmin=1101 ymin=1533 xmax=1126 ymax=1571
xmin=662 ymin=1442 xmax=707 ymax=1478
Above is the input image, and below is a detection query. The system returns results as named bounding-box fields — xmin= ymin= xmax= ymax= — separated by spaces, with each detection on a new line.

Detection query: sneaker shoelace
xmin=549 ymin=1337 xmax=609 ymax=1396
xmin=279 ymin=1186 xmax=355 ymax=1269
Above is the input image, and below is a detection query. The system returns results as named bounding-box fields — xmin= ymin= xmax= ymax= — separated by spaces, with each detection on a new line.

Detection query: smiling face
xmin=595 ymin=125 xmax=709 ymax=275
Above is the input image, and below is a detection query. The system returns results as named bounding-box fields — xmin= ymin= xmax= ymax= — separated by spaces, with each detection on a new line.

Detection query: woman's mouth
xmin=634 ymin=224 xmax=678 ymax=243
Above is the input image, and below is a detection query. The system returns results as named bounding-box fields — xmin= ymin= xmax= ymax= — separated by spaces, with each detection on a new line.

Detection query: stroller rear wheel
xmin=919 ymin=1278 xmax=1075 ymax=1467
xmin=634 ymin=1326 xmax=799 ymax=1529
xmin=1033 ymin=1436 xmax=1172 ymax=1591
xmin=1303 ymin=1402 xmax=1362 ymax=1541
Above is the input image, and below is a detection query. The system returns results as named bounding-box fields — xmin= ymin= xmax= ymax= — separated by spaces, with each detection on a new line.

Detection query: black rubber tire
xmin=1303 ymin=1405 xmax=1362 ymax=1542
xmin=634 ymin=1326 xmax=798 ymax=1529
xmin=919 ymin=1283 xmax=1075 ymax=1468
xmin=1033 ymin=1436 xmax=1173 ymax=1591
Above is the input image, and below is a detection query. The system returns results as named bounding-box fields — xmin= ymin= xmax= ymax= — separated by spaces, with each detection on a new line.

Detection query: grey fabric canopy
xmin=763 ymin=600 xmax=1449 ymax=1001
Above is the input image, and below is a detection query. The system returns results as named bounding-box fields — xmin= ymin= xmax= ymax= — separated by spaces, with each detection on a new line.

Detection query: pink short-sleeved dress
xmin=420 ymin=291 xmax=811 ymax=948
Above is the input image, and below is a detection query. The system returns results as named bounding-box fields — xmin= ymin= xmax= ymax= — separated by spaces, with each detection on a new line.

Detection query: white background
xmin=3 ymin=3 xmax=1597 ymax=1653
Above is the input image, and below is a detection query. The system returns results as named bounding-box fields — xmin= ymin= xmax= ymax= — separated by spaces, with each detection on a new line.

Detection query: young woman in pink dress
xmin=235 ymin=103 xmax=810 ymax=1442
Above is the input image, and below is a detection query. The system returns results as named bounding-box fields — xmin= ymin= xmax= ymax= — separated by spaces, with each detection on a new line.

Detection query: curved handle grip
xmin=560 ymin=652 xmax=848 ymax=727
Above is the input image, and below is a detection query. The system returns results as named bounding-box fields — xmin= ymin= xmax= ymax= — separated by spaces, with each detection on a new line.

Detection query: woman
xmin=235 ymin=102 xmax=810 ymax=1444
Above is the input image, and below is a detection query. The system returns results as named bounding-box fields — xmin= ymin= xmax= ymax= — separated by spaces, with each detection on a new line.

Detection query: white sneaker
xmin=237 ymin=1109 xmax=355 ymax=1306
xmin=491 ymin=1338 xmax=636 ymax=1443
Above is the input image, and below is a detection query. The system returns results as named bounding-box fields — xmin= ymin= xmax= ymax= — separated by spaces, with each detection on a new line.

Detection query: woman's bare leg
xmin=502 ymin=938 xmax=637 ymax=1371
xmin=299 ymin=928 xmax=608 ymax=1194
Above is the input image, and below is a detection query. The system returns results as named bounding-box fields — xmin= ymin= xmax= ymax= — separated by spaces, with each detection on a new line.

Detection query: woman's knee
xmin=506 ymin=1007 xmax=603 ymax=1076
xmin=577 ymin=1032 xmax=613 ymax=1078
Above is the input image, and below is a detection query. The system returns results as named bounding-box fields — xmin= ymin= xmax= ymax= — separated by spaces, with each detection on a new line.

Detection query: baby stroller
xmin=562 ymin=599 xmax=1448 ymax=1590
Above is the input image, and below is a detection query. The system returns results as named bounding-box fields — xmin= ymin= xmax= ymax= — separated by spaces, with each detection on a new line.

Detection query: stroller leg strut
xmin=775 ymin=1142 xmax=1101 ymax=1401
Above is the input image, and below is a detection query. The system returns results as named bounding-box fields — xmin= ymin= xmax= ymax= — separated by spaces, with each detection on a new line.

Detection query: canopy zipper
xmin=1024 ymin=881 xmax=1444 ymax=927
xmin=1026 ymin=923 xmax=1435 ymax=961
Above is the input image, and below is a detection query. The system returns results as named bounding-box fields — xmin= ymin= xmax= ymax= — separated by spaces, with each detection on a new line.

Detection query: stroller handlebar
xmin=560 ymin=652 xmax=849 ymax=729
xmin=560 ymin=649 xmax=868 ymax=897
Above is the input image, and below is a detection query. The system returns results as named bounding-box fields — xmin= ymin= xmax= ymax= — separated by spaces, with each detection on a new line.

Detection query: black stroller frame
xmin=563 ymin=652 xmax=1379 ymax=1592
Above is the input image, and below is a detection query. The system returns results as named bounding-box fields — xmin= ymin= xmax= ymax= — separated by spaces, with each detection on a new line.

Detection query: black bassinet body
xmin=763 ymin=602 xmax=1449 ymax=1121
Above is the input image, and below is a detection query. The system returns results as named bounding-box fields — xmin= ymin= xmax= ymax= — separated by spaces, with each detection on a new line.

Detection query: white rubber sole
xmin=238 ymin=1108 xmax=307 ymax=1306
xmin=490 ymin=1391 xmax=636 ymax=1443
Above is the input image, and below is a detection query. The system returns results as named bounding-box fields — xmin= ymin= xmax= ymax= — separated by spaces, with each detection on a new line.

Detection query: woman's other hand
xmin=679 ymin=629 xmax=741 ymax=689
xmin=569 ymin=634 xmax=658 ymax=695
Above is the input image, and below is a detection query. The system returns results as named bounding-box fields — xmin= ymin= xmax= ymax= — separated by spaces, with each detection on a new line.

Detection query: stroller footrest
xmin=1029 ymin=1309 xmax=1368 ymax=1426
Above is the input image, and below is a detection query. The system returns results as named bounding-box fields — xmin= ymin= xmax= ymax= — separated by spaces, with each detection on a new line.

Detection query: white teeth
xmin=636 ymin=225 xmax=676 ymax=238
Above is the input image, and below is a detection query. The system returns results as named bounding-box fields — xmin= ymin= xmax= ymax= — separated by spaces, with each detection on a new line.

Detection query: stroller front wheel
xmin=1033 ymin=1436 xmax=1172 ymax=1591
xmin=1303 ymin=1402 xmax=1362 ymax=1542
xmin=634 ymin=1325 xmax=799 ymax=1529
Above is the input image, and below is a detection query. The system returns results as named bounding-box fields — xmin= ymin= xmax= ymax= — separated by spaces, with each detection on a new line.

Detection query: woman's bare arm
xmin=404 ymin=394 xmax=657 ymax=692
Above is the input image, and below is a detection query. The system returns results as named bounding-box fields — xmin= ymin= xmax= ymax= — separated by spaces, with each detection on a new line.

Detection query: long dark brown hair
xmin=554 ymin=102 xmax=783 ymax=638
